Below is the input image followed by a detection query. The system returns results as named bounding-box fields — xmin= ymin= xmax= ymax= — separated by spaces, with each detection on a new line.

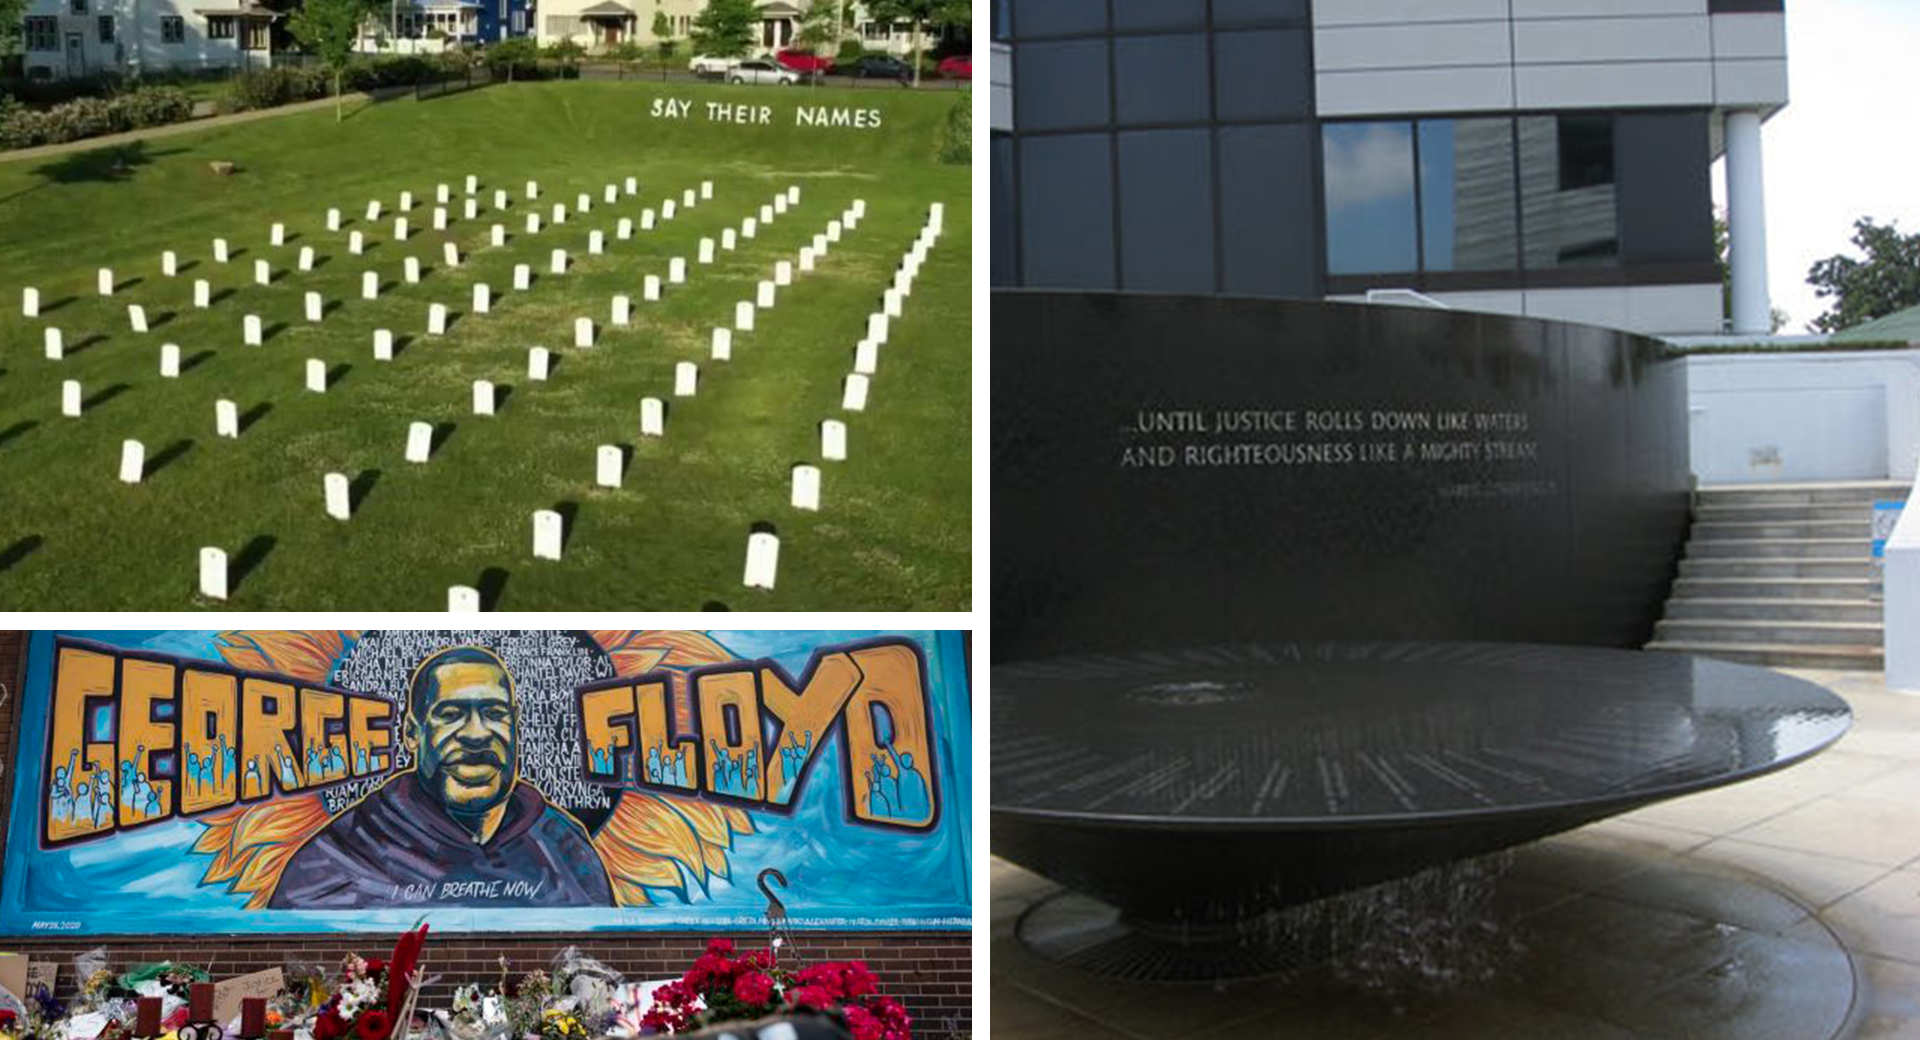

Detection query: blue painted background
xmin=0 ymin=630 xmax=971 ymax=935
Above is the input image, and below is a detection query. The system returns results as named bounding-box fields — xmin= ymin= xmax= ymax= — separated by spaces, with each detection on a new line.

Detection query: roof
xmin=193 ymin=5 xmax=280 ymax=16
xmin=1832 ymin=303 xmax=1920 ymax=344
xmin=576 ymin=0 xmax=634 ymax=13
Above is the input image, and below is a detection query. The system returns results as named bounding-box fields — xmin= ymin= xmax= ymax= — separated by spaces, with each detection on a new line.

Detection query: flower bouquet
xmin=307 ymin=924 xmax=430 ymax=1040
xmin=640 ymin=940 xmax=910 ymax=1040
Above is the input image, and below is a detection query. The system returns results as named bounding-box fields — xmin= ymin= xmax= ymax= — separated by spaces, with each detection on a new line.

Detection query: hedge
xmin=0 ymin=85 xmax=194 ymax=150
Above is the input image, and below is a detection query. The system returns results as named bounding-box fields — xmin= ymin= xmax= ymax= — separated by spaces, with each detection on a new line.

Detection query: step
xmin=1695 ymin=503 xmax=1878 ymax=524
xmin=1696 ymin=481 xmax=1911 ymax=508
xmin=1691 ymin=520 xmax=1872 ymax=540
xmin=1677 ymin=558 xmax=1875 ymax=579
xmin=1646 ymin=641 xmax=1884 ymax=669
xmin=1663 ymin=598 xmax=1883 ymax=623
xmin=1670 ymin=577 xmax=1878 ymax=600
xmin=1685 ymin=538 xmax=1872 ymax=559
xmin=1652 ymin=618 xmax=1882 ymax=647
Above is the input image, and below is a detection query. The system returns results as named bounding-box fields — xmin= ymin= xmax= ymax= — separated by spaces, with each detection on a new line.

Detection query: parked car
xmin=936 ymin=55 xmax=971 ymax=79
xmin=833 ymin=55 xmax=911 ymax=81
xmin=688 ymin=54 xmax=740 ymax=75
xmin=777 ymin=49 xmax=833 ymax=74
xmin=728 ymin=59 xmax=800 ymax=85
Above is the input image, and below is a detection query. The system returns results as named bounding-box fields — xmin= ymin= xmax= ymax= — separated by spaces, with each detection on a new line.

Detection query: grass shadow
xmin=230 ymin=534 xmax=276 ymax=593
xmin=261 ymin=321 xmax=288 ymax=342
xmin=0 ymin=535 xmax=44 ymax=575
xmin=554 ymin=500 xmax=580 ymax=552
xmin=145 ymin=438 xmax=194 ymax=478
xmin=430 ymin=421 xmax=457 ymax=454
xmin=749 ymin=520 xmax=778 ymax=536
xmin=322 ymin=299 xmax=345 ymax=318
xmin=0 ymin=420 xmax=36 ymax=449
xmin=27 ymin=141 xmax=185 ymax=190
xmin=67 ymin=333 xmax=107 ymax=357
xmin=112 ymin=276 xmax=143 ymax=293
xmin=350 ymin=468 xmax=381 ymax=510
xmin=237 ymin=401 xmax=273 ymax=433
xmin=209 ymin=287 xmax=236 ymax=306
xmin=701 ymin=600 xmax=731 ymax=611
xmin=478 ymin=566 xmax=510 ymax=609
xmin=391 ymin=334 xmax=413 ymax=360
xmin=493 ymin=384 xmax=514 ymax=413
xmin=179 ymin=350 xmax=215 ymax=373
xmin=38 ymin=295 xmax=78 ymax=314
xmin=310 ymin=254 xmax=332 ymax=272
xmin=148 ymin=310 xmax=178 ymax=329
xmin=82 ymin=382 xmax=131 ymax=410
xmin=328 ymin=362 xmax=352 ymax=387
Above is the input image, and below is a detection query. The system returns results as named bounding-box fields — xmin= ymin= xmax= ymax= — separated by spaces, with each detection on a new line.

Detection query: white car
xmin=727 ymin=59 xmax=799 ymax=85
xmin=688 ymin=54 xmax=739 ymax=75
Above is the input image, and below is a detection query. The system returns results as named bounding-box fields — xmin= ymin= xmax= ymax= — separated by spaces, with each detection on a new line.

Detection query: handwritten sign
xmin=213 ymin=968 xmax=284 ymax=1027
xmin=25 ymin=961 xmax=53 ymax=996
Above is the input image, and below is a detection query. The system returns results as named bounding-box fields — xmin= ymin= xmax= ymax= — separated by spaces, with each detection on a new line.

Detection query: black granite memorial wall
xmin=992 ymin=291 xmax=1692 ymax=663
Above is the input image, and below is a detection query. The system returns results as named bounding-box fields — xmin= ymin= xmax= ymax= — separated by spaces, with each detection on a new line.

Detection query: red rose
xmin=364 ymin=960 xmax=388 ymax=977
xmin=705 ymin=938 xmax=735 ymax=957
xmin=314 ymin=1007 xmax=346 ymax=1040
xmin=843 ymin=1006 xmax=882 ymax=1040
xmin=732 ymin=972 xmax=774 ymax=1007
xmin=0 ymin=1010 xmax=17 ymax=1027
xmin=355 ymin=1010 xmax=391 ymax=1040
xmin=786 ymin=985 xmax=834 ymax=1011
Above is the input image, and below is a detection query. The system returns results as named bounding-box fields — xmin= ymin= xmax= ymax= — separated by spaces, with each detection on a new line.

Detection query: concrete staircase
xmin=1647 ymin=481 xmax=1910 ymax=669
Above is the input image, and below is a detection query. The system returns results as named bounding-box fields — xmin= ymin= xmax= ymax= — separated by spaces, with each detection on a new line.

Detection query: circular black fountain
xmin=992 ymin=642 xmax=1851 ymax=977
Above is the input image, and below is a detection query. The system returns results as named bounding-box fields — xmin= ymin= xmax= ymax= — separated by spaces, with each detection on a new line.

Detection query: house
xmin=534 ymin=0 xmax=945 ymax=60
xmin=18 ymin=0 xmax=277 ymax=81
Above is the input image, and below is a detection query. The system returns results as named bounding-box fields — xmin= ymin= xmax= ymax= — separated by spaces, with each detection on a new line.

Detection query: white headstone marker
xmin=473 ymin=282 xmax=491 ymax=315
xmin=596 ymin=444 xmax=622 ymax=488
xmin=119 ymin=439 xmax=144 ymax=483
xmin=215 ymin=399 xmax=238 ymax=438
xmin=775 ymin=260 xmax=793 ymax=286
xmin=349 ymin=230 xmax=365 ymax=255
xmin=362 ymin=270 xmax=379 ymax=300
xmin=434 ymin=183 xmax=448 ymax=204
xmin=791 ymin=465 xmax=821 ymax=511
xmin=711 ymin=327 xmax=732 ymax=361
xmin=550 ymin=249 xmax=567 ymax=274
xmin=527 ymin=213 xmax=543 ymax=234
xmin=448 ymin=586 xmax=481 ymax=612
xmin=641 ymin=209 xmax=656 ymax=230
xmin=365 ymin=201 xmax=381 ymax=221
xmin=626 ymin=176 xmax=639 ymax=195
xmin=270 ymin=222 xmax=286 ymax=246
xmin=699 ymin=237 xmax=715 ymax=264
xmin=742 ymin=217 xmax=757 ymax=239
xmin=604 ymin=184 xmax=618 ymax=204
xmin=826 ymin=220 xmax=842 ymax=243
xmin=852 ymin=198 xmax=866 ymax=219
xmin=643 ymin=275 xmax=661 ymax=301
xmin=514 ymin=264 xmax=532 ymax=291
xmin=611 ymin=294 xmax=631 ymax=326
xmin=577 ymin=192 xmax=591 ymax=213
xmin=884 ymin=287 xmax=903 ymax=318
xmin=299 ymin=246 xmax=315 ymax=271
xmin=61 ymin=379 xmax=81 ymax=417
xmin=305 ymin=291 xmax=323 ymax=323
xmin=532 ymin=509 xmax=563 ymax=561
xmin=669 ymin=257 xmax=686 ymax=284
xmin=162 ymin=250 xmax=178 ymax=277
xmin=526 ymin=179 xmax=539 ymax=199
xmin=867 ymin=312 xmax=890 ymax=345
xmin=491 ymin=223 xmax=506 ymax=248
xmin=428 ymin=303 xmax=448 ymax=336
xmin=574 ymin=317 xmax=594 ymax=347
xmin=662 ymin=199 xmax=677 ymax=221
xmin=494 ymin=188 xmax=509 ymax=210
xmin=97 ymin=267 xmax=114 ymax=295
xmin=735 ymin=301 xmax=755 ymax=331
xmin=199 ymin=547 xmax=228 ymax=600
xmin=722 ymin=228 xmax=737 ymax=251
xmin=326 ymin=207 xmax=342 ymax=231
xmin=443 ymin=242 xmax=460 ymax=268
xmin=787 ymin=185 xmax=800 ymax=205
xmin=463 ymin=198 xmax=478 ymax=221
xmin=756 ymin=280 xmax=776 ymax=309
xmin=822 ymin=419 xmax=847 ymax=461
xmin=589 ymin=230 xmax=604 ymax=255
xmin=552 ymin=203 xmax=567 ymax=225
xmin=405 ymin=256 xmax=421 ymax=283
xmin=843 ymin=373 xmax=870 ymax=411
xmin=700 ymin=180 xmax=713 ymax=200
xmin=405 ymin=420 xmax=432 ymax=462
xmin=306 ymin=357 xmax=326 ymax=392
xmin=674 ymin=361 xmax=697 ymax=397
xmin=528 ymin=346 xmax=550 ymax=381
xmin=127 ymin=304 xmax=148 ymax=333
xmin=43 ymin=327 xmax=62 ymax=360
xmin=374 ymin=328 xmax=393 ymax=360
xmin=617 ymin=217 xmax=633 ymax=240
xmin=253 ymin=258 xmax=271 ymax=286
xmin=473 ymin=378 xmax=495 ymax=416
xmin=743 ymin=532 xmax=779 ymax=590
xmin=855 ymin=339 xmax=879 ymax=375
xmin=243 ymin=314 xmax=263 ymax=346
xmin=324 ymin=472 xmax=350 ymax=520
xmin=465 ymin=174 xmax=478 ymax=194
xmin=21 ymin=286 xmax=38 ymax=317
xmin=759 ymin=204 xmax=774 ymax=224
xmin=799 ymin=246 xmax=816 ymax=272
xmin=640 ymin=396 xmax=664 ymax=437
xmin=772 ymin=196 xmax=787 ymax=216
xmin=683 ymin=188 xmax=697 ymax=209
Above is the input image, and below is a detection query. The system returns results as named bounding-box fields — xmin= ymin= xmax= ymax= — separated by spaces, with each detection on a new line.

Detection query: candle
xmin=136 ymin=997 xmax=162 ymax=1037
xmin=190 ymin=982 xmax=215 ymax=1022
xmin=241 ymin=998 xmax=266 ymax=1038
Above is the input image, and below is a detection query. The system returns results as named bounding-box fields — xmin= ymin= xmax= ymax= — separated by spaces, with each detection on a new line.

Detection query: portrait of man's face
xmin=412 ymin=657 xmax=516 ymax=815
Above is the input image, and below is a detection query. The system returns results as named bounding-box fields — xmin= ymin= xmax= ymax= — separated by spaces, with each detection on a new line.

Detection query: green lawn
xmin=0 ymin=80 xmax=970 ymax=609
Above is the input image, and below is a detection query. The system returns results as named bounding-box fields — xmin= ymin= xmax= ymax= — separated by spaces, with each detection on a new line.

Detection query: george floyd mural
xmin=1 ymin=629 xmax=971 ymax=934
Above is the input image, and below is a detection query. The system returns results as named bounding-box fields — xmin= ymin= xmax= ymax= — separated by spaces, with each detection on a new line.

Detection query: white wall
xmin=1686 ymin=351 xmax=1920 ymax=484
xmin=20 ymin=0 xmax=252 ymax=79
xmin=1310 ymin=0 xmax=1787 ymax=118
xmin=1329 ymin=282 xmax=1722 ymax=338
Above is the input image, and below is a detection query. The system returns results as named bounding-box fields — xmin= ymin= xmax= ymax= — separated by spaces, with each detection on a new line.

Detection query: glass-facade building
xmin=992 ymin=0 xmax=1789 ymax=337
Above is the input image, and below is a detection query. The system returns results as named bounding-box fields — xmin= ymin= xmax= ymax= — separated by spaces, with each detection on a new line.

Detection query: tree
xmin=1714 ymin=211 xmax=1787 ymax=334
xmin=690 ymin=0 xmax=756 ymax=59
xmin=288 ymin=0 xmax=377 ymax=122
xmin=1807 ymin=217 xmax=1920 ymax=334
xmin=650 ymin=10 xmax=673 ymax=62
xmin=544 ymin=37 xmax=584 ymax=77
xmin=794 ymin=0 xmax=838 ymax=52
xmin=0 ymin=0 xmax=27 ymax=64
xmin=864 ymin=0 xmax=966 ymax=86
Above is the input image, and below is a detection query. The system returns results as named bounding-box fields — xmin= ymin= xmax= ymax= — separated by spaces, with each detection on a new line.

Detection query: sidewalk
xmin=0 ymin=83 xmax=417 ymax=165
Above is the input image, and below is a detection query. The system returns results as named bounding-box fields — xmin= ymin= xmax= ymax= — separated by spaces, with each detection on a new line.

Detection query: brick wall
xmin=0 ymin=633 xmax=972 ymax=1038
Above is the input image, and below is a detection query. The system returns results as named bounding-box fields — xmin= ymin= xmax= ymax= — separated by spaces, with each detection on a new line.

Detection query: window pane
xmin=1213 ymin=0 xmax=1308 ymax=28
xmin=1013 ymin=0 xmax=1106 ymax=38
xmin=1118 ymin=129 xmax=1214 ymax=293
xmin=1219 ymin=123 xmax=1318 ymax=298
xmin=1113 ymin=34 xmax=1208 ymax=126
xmin=1019 ymin=133 xmax=1115 ymax=289
xmin=1213 ymin=29 xmax=1311 ymax=122
xmin=1323 ymin=122 xmax=1417 ymax=275
xmin=1519 ymin=115 xmax=1618 ymax=269
xmin=1112 ymin=0 xmax=1204 ymax=32
xmin=1014 ymin=39 xmax=1109 ymax=131
xmin=992 ymin=134 xmax=1018 ymax=286
xmin=1418 ymin=118 xmax=1517 ymax=272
